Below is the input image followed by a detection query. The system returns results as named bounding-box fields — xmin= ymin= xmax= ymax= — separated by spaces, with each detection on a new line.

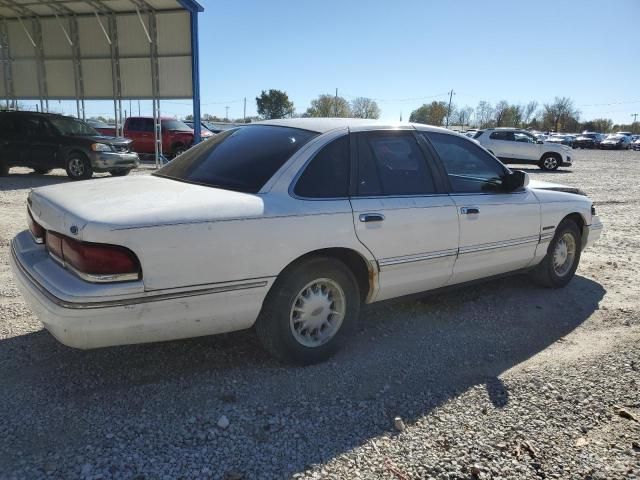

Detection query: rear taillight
xmin=28 ymin=209 xmax=45 ymax=244
xmin=46 ymin=232 xmax=140 ymax=283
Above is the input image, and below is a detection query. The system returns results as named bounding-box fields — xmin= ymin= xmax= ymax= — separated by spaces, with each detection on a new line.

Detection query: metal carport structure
xmin=0 ymin=0 xmax=204 ymax=166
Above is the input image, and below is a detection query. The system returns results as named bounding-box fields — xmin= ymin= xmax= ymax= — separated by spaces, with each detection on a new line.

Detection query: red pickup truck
xmin=123 ymin=117 xmax=212 ymax=158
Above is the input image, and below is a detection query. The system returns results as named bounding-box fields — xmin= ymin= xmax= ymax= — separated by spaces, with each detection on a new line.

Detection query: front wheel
xmin=539 ymin=154 xmax=560 ymax=171
xmin=256 ymin=257 xmax=360 ymax=365
xmin=65 ymin=154 xmax=93 ymax=180
xmin=531 ymin=219 xmax=581 ymax=288
xmin=172 ymin=143 xmax=187 ymax=158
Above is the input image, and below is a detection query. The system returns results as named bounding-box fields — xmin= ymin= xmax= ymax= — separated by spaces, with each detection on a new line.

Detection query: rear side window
xmin=489 ymin=131 xmax=514 ymax=141
xmin=155 ymin=125 xmax=318 ymax=193
xmin=127 ymin=118 xmax=153 ymax=132
xmin=294 ymin=136 xmax=350 ymax=198
xmin=473 ymin=130 xmax=484 ymax=139
xmin=355 ymin=131 xmax=436 ymax=196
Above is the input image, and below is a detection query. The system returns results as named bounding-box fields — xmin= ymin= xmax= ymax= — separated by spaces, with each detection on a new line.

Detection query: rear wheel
xmin=33 ymin=168 xmax=51 ymax=175
xmin=531 ymin=219 xmax=581 ymax=288
xmin=65 ymin=153 xmax=93 ymax=180
xmin=539 ymin=153 xmax=560 ymax=171
xmin=256 ymin=257 xmax=360 ymax=365
xmin=110 ymin=168 xmax=131 ymax=177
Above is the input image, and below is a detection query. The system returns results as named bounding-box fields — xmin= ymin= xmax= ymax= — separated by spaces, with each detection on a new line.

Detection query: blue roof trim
xmin=176 ymin=0 xmax=204 ymax=13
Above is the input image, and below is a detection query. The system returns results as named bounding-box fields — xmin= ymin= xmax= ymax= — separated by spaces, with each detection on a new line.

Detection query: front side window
xmin=155 ymin=125 xmax=318 ymax=193
xmin=355 ymin=131 xmax=436 ymax=196
xmin=294 ymin=136 xmax=350 ymax=198
xmin=423 ymin=132 xmax=507 ymax=194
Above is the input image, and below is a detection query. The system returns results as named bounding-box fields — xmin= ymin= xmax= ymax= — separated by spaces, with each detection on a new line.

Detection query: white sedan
xmin=10 ymin=119 xmax=603 ymax=364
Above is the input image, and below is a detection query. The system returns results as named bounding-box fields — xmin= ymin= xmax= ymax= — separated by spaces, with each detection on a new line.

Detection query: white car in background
xmin=474 ymin=128 xmax=573 ymax=171
xmin=11 ymin=119 xmax=602 ymax=364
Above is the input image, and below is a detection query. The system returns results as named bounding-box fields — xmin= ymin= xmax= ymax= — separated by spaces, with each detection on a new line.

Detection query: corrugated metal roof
xmin=0 ymin=1 xmax=203 ymax=18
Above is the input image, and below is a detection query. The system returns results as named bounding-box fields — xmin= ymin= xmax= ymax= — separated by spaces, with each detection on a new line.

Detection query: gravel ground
xmin=0 ymin=150 xmax=639 ymax=480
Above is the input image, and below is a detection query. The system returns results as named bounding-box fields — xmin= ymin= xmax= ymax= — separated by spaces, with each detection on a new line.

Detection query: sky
xmin=24 ymin=0 xmax=640 ymax=124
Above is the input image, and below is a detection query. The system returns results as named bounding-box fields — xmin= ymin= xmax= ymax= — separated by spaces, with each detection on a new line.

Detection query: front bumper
xmin=9 ymin=230 xmax=270 ymax=349
xmin=562 ymin=155 xmax=573 ymax=166
xmin=583 ymin=216 xmax=603 ymax=250
xmin=89 ymin=151 xmax=140 ymax=172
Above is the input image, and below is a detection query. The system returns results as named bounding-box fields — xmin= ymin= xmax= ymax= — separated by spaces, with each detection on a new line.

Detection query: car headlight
xmin=91 ymin=143 xmax=112 ymax=152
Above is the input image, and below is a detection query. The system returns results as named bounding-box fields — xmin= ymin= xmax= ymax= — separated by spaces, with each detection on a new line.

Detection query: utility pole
xmin=225 ymin=106 xmax=229 ymax=121
xmin=243 ymin=97 xmax=246 ymax=123
xmin=138 ymin=99 xmax=140 ymax=116
xmin=445 ymin=89 xmax=455 ymax=128
xmin=632 ymin=113 xmax=638 ymax=133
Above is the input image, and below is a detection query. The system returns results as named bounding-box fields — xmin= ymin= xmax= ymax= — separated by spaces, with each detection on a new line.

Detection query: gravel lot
xmin=1 ymin=150 xmax=639 ymax=480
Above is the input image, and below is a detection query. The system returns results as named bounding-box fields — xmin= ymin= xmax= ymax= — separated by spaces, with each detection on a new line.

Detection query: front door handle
xmin=460 ymin=207 xmax=480 ymax=215
xmin=359 ymin=213 xmax=385 ymax=223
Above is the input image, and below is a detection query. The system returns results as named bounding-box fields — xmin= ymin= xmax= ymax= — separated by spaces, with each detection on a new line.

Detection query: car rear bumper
xmin=89 ymin=151 xmax=140 ymax=172
xmin=9 ymin=230 xmax=271 ymax=349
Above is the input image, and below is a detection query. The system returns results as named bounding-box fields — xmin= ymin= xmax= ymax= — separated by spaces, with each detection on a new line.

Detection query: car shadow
xmin=0 ymin=274 xmax=605 ymax=477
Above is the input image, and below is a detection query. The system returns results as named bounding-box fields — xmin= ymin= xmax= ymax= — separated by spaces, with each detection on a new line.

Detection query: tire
xmin=33 ymin=168 xmax=51 ymax=175
xmin=531 ymin=219 xmax=582 ymax=288
xmin=65 ymin=153 xmax=93 ymax=180
xmin=172 ymin=143 xmax=187 ymax=158
xmin=256 ymin=257 xmax=360 ymax=365
xmin=539 ymin=153 xmax=560 ymax=171
xmin=110 ymin=168 xmax=131 ymax=177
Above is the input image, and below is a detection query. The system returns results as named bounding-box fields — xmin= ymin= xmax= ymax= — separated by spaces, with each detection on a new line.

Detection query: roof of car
xmin=253 ymin=117 xmax=454 ymax=134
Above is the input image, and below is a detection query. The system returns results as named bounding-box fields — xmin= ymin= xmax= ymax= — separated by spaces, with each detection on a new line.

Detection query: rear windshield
xmin=154 ymin=125 xmax=318 ymax=193
xmin=161 ymin=119 xmax=192 ymax=131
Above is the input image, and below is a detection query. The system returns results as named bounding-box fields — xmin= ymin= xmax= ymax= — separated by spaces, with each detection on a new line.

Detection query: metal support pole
xmin=190 ymin=10 xmax=201 ymax=143
xmin=0 ymin=19 xmax=15 ymax=109
xmin=69 ymin=15 xmax=86 ymax=120
xmin=148 ymin=10 xmax=164 ymax=166
xmin=107 ymin=14 xmax=123 ymax=136
xmin=31 ymin=18 xmax=49 ymax=112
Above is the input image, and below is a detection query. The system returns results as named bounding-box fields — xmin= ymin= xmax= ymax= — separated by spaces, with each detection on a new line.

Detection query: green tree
xmin=350 ymin=97 xmax=380 ymax=119
xmin=256 ymin=89 xmax=295 ymax=119
xmin=409 ymin=101 xmax=448 ymax=126
xmin=305 ymin=94 xmax=351 ymax=117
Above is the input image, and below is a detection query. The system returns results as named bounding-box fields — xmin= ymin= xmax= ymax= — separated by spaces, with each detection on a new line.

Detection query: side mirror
xmin=503 ymin=170 xmax=529 ymax=191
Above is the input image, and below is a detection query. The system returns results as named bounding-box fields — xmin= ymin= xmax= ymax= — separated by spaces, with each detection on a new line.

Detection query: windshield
xmin=154 ymin=125 xmax=318 ymax=193
xmin=161 ymin=119 xmax=192 ymax=131
xmin=49 ymin=116 xmax=99 ymax=136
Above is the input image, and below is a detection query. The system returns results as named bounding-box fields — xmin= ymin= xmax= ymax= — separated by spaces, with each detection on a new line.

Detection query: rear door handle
xmin=359 ymin=213 xmax=385 ymax=223
xmin=460 ymin=207 xmax=480 ymax=215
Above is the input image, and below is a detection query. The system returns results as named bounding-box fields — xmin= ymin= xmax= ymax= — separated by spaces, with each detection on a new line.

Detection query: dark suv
xmin=0 ymin=111 xmax=139 ymax=180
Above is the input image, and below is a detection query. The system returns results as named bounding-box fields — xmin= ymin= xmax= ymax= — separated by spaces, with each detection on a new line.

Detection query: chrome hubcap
xmin=544 ymin=157 xmax=558 ymax=169
xmin=289 ymin=278 xmax=346 ymax=348
xmin=553 ymin=232 xmax=576 ymax=276
xmin=69 ymin=158 xmax=84 ymax=176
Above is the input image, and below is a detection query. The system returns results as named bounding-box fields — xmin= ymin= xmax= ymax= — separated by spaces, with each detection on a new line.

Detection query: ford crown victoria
xmin=10 ymin=119 xmax=603 ymax=364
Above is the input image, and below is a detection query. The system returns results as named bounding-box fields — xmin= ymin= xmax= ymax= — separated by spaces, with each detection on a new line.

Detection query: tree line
xmin=249 ymin=90 xmax=635 ymax=133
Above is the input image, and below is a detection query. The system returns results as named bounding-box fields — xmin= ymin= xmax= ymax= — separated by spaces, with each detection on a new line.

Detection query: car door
xmin=512 ymin=131 xmax=541 ymax=161
xmin=127 ymin=118 xmax=154 ymax=153
xmin=486 ymin=130 xmax=515 ymax=158
xmin=422 ymin=131 xmax=541 ymax=285
xmin=349 ymin=129 xmax=459 ymax=301
xmin=23 ymin=116 xmax=59 ymax=169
